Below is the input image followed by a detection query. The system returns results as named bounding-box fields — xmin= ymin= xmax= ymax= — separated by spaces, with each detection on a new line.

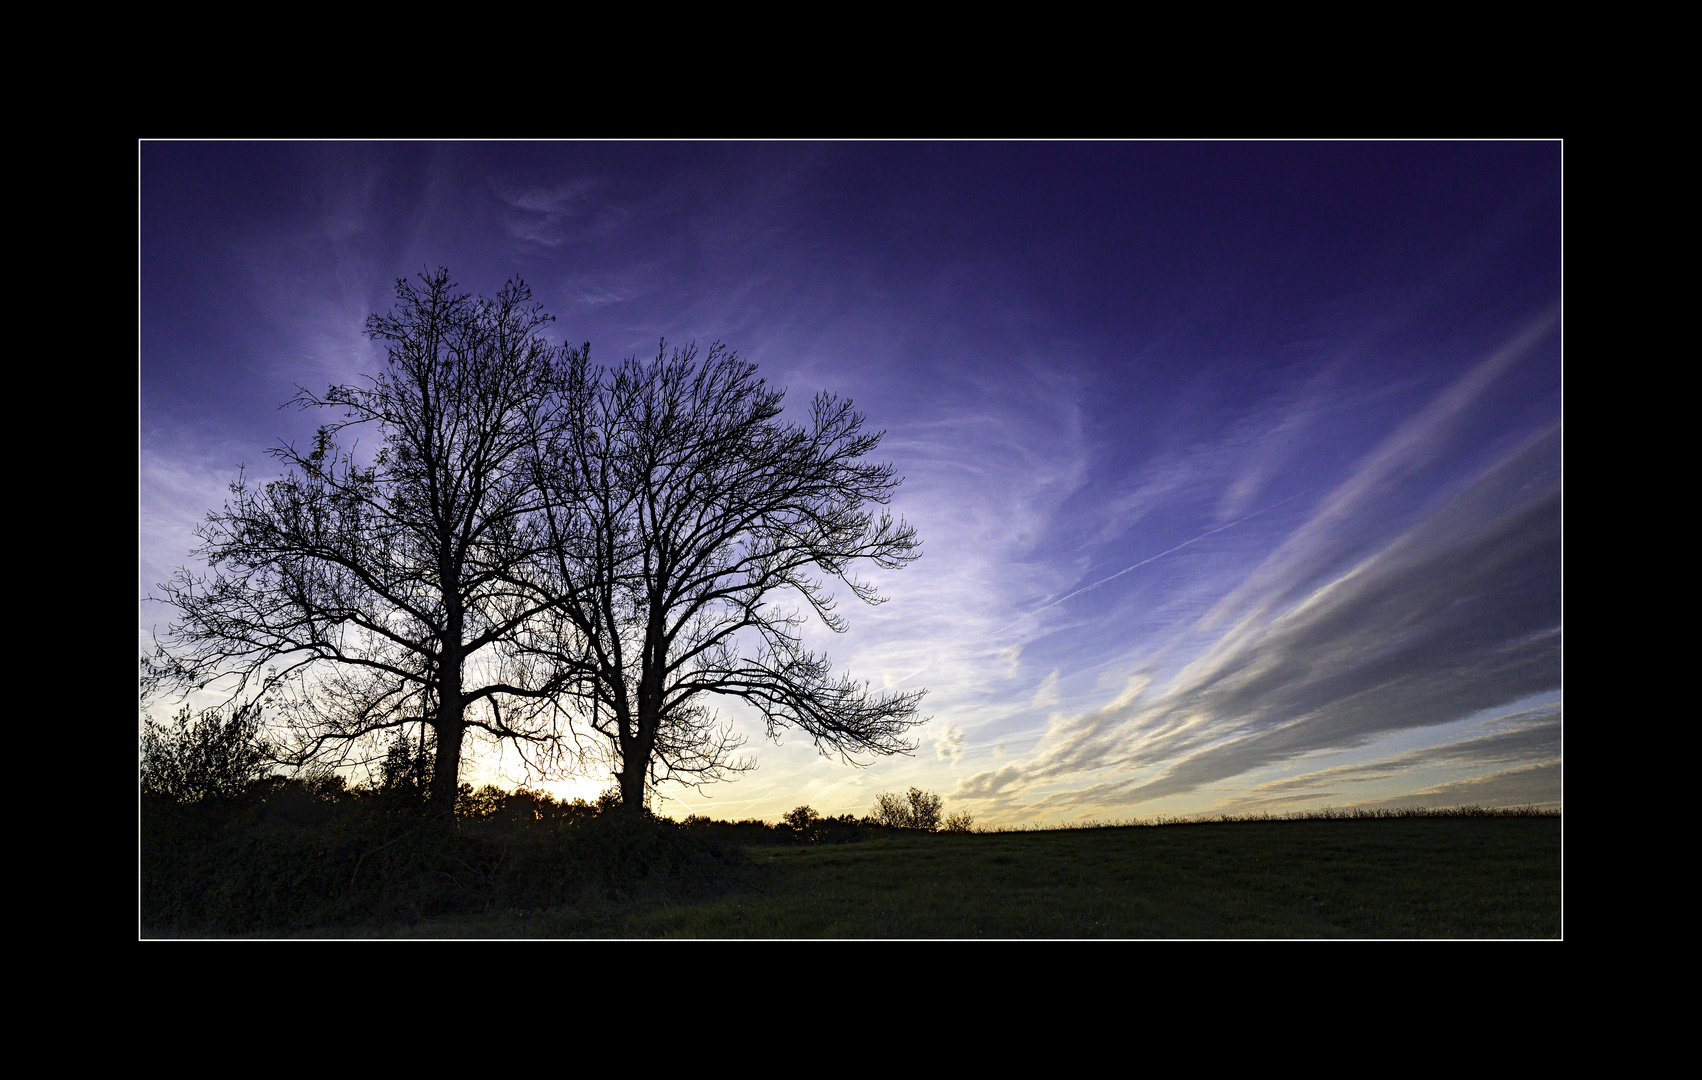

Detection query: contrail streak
xmin=664 ymin=786 xmax=780 ymax=817
xmin=892 ymin=486 xmax=1316 ymax=685
xmin=1001 ymin=486 xmax=1318 ymax=628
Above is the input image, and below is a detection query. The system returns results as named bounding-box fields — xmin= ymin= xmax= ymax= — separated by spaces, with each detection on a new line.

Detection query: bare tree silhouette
xmin=148 ymin=271 xmax=926 ymax=818
xmin=148 ymin=269 xmax=571 ymax=812
xmin=526 ymin=341 xmax=927 ymax=814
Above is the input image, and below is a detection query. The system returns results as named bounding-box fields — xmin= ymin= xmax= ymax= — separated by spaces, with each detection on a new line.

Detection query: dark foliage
xmin=677 ymin=810 xmax=877 ymax=847
xmin=781 ymin=805 xmax=820 ymax=831
xmin=140 ymin=782 xmax=750 ymax=935
xmin=378 ymin=729 xmax=433 ymax=800
xmin=140 ymin=700 xmax=275 ymax=803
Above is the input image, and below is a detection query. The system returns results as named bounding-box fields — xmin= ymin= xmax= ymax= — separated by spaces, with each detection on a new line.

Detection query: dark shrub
xmin=140 ymin=793 xmax=752 ymax=934
xmin=870 ymin=787 xmax=945 ymax=831
xmin=140 ymin=701 xmax=274 ymax=803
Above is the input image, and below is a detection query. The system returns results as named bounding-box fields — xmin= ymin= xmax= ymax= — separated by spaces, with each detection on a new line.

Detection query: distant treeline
xmin=989 ymin=804 xmax=1561 ymax=830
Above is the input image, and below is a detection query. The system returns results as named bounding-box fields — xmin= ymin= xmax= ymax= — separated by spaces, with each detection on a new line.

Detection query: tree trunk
xmin=614 ymin=610 xmax=665 ymax=817
xmin=617 ymin=758 xmax=647 ymax=816
xmin=431 ymin=630 xmax=465 ymax=815
xmin=431 ymin=714 xmax=464 ymax=815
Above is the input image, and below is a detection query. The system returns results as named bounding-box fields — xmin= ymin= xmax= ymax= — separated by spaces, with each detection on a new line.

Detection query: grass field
xmin=362 ymin=815 xmax=1560 ymax=939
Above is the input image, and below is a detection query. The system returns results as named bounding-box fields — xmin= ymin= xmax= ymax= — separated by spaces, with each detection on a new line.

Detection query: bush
xmin=870 ymin=787 xmax=944 ymax=831
xmin=141 ymin=792 xmax=755 ymax=934
xmin=943 ymin=811 xmax=975 ymax=833
xmin=140 ymin=700 xmax=275 ymax=803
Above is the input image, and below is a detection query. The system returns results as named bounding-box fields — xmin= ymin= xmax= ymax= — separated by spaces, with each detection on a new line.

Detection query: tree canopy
xmin=148 ymin=270 xmax=572 ymax=810
xmin=526 ymin=341 xmax=927 ymax=812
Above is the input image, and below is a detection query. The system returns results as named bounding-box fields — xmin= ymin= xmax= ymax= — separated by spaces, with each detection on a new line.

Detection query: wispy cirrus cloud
xmin=950 ymin=311 xmax=1562 ymax=820
xmin=1357 ymin=761 xmax=1561 ymax=811
xmin=491 ymin=178 xmax=601 ymax=247
xmin=1198 ymin=304 xmax=1560 ymax=635
xmin=1221 ymin=703 xmax=1561 ymax=812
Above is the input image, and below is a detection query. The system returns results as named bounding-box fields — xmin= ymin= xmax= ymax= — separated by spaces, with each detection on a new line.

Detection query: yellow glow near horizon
xmin=536 ymin=775 xmax=614 ymax=805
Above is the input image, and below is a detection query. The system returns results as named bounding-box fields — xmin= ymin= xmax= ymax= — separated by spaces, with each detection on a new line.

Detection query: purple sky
xmin=139 ymin=141 xmax=1562 ymax=825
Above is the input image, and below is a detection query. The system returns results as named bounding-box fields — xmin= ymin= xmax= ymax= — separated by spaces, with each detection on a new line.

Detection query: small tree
xmin=870 ymin=787 xmax=944 ymax=831
xmin=781 ymin=805 xmax=820 ymax=830
xmin=140 ymin=700 xmax=275 ymax=803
